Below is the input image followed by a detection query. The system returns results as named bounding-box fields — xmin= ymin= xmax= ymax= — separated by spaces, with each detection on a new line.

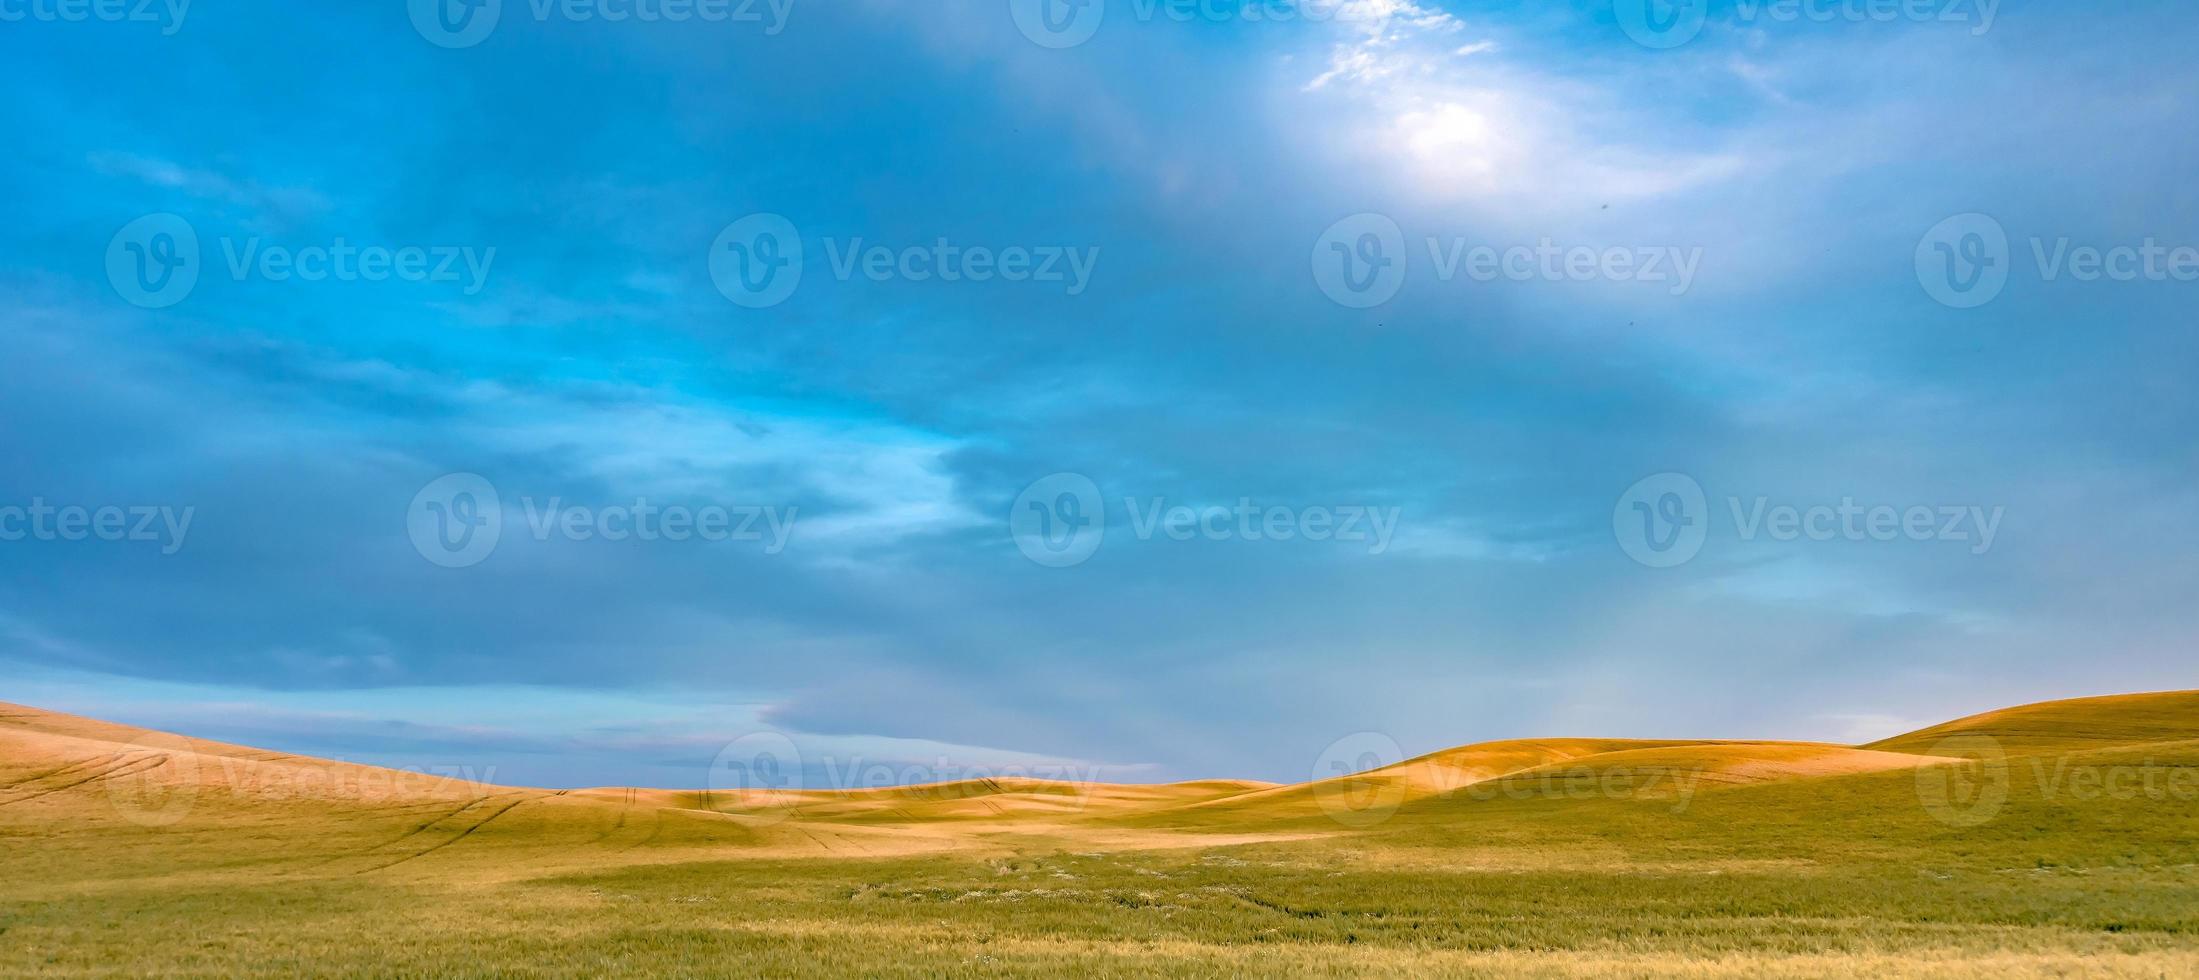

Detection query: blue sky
xmin=3 ymin=0 xmax=2196 ymax=788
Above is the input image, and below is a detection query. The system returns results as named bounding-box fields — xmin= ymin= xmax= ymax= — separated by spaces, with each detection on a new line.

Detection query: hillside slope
xmin=1866 ymin=690 xmax=2199 ymax=754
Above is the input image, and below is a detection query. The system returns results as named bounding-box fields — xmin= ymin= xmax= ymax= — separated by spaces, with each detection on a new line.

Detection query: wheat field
xmin=3 ymin=692 xmax=2196 ymax=976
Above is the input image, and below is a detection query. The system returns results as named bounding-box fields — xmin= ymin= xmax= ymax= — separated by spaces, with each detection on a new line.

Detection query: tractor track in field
xmin=0 ymin=754 xmax=167 ymax=809
xmin=306 ymin=793 xmax=520 ymax=869
xmin=0 ymin=754 xmax=120 ymax=793
xmin=584 ymin=791 xmax=635 ymax=846
xmin=353 ymin=794 xmax=541 ymax=875
xmin=617 ymin=811 xmax=665 ymax=852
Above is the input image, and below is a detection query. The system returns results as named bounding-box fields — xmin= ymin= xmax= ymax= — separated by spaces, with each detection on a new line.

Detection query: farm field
xmin=3 ymin=692 xmax=2196 ymax=977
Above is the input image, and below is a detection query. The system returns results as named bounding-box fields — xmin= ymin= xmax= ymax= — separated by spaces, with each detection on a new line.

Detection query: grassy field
xmin=3 ymin=693 xmax=2196 ymax=977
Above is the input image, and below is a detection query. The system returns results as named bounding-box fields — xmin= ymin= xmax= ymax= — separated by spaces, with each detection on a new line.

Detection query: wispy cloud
xmin=88 ymin=150 xmax=330 ymax=220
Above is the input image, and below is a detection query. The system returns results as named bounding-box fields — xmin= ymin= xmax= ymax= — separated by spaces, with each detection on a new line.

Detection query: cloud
xmin=1293 ymin=8 xmax=1750 ymax=211
xmin=1303 ymin=0 xmax=1466 ymax=91
xmin=6 ymin=0 xmax=2199 ymax=788
xmin=87 ymin=151 xmax=330 ymax=220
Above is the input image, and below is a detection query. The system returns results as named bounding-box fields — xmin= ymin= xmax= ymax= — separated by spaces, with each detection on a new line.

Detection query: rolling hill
xmin=3 ymin=690 xmax=2196 ymax=977
xmin=1865 ymin=689 xmax=2199 ymax=754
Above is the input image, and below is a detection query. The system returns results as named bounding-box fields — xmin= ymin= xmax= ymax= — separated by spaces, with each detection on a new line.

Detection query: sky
xmin=2 ymin=0 xmax=2195 ymax=789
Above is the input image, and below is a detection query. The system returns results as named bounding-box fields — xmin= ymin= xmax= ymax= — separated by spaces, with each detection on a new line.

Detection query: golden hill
xmin=4 ymin=694 xmax=2199 ymax=839
xmin=1175 ymin=738 xmax=1703 ymax=821
xmin=5 ymin=688 xmax=2195 ymax=845
xmin=1865 ymin=690 xmax=2199 ymax=754
xmin=1485 ymin=741 xmax=1942 ymax=794
xmin=6 ymin=692 xmax=2199 ymax=977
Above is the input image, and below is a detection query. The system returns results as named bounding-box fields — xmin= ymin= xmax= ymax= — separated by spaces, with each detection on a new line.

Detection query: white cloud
xmin=457 ymin=383 xmax=986 ymax=550
xmin=88 ymin=151 xmax=330 ymax=219
xmin=1291 ymin=9 xmax=1748 ymax=210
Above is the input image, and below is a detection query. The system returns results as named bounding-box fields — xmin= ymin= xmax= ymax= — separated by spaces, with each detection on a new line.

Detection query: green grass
xmin=4 ymin=698 xmax=2198 ymax=976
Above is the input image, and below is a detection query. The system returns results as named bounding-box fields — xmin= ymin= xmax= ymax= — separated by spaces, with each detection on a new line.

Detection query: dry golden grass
xmin=3 ymin=691 xmax=2196 ymax=977
xmin=1866 ymin=689 xmax=2199 ymax=754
